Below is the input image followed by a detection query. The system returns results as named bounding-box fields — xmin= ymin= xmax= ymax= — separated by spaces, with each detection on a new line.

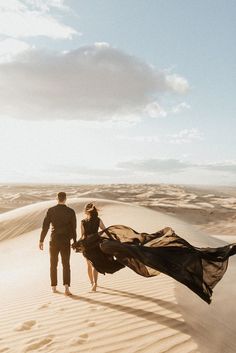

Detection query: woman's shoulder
xmin=81 ymin=217 xmax=100 ymax=223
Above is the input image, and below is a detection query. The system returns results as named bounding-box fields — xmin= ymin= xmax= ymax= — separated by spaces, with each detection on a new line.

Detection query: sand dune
xmin=0 ymin=184 xmax=235 ymax=236
xmin=0 ymin=199 xmax=236 ymax=353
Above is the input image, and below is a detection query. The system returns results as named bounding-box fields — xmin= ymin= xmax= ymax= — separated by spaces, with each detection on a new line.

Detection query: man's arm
xmin=71 ymin=210 xmax=77 ymax=244
xmin=39 ymin=209 xmax=51 ymax=250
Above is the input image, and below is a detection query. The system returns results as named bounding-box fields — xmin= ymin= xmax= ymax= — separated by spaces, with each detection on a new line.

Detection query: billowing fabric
xmin=75 ymin=225 xmax=236 ymax=304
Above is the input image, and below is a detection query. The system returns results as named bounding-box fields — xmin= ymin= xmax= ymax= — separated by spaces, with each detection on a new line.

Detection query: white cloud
xmin=117 ymin=158 xmax=191 ymax=173
xmin=0 ymin=38 xmax=31 ymax=62
xmin=94 ymin=42 xmax=110 ymax=48
xmin=0 ymin=0 xmax=77 ymax=39
xmin=117 ymin=135 xmax=160 ymax=143
xmin=200 ymin=161 xmax=236 ymax=173
xmin=168 ymin=128 xmax=203 ymax=144
xmin=144 ymin=102 xmax=167 ymax=118
xmin=0 ymin=45 xmax=189 ymax=121
xmin=116 ymin=129 xmax=203 ymax=145
xmin=166 ymin=74 xmax=189 ymax=94
xmin=171 ymin=102 xmax=191 ymax=114
xmin=24 ymin=0 xmax=68 ymax=11
xmin=117 ymin=158 xmax=236 ymax=176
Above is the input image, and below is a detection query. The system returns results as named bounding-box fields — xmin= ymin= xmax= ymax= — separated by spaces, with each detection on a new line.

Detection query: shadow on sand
xmin=68 ymin=287 xmax=191 ymax=336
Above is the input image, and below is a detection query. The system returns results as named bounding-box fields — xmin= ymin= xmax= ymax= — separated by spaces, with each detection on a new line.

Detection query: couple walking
xmin=40 ymin=192 xmax=236 ymax=304
xmin=39 ymin=192 xmax=104 ymax=295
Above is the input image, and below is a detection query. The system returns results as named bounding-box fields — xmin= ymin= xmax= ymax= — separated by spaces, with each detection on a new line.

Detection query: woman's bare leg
xmin=92 ymin=268 xmax=98 ymax=291
xmin=87 ymin=260 xmax=94 ymax=285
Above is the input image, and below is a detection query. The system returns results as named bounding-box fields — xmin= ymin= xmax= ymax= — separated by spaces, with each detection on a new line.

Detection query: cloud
xmin=201 ymin=162 xmax=236 ymax=174
xmin=0 ymin=44 xmax=189 ymax=121
xmin=171 ymin=102 xmax=191 ymax=114
xmin=143 ymin=101 xmax=190 ymax=119
xmin=94 ymin=42 xmax=110 ymax=48
xmin=116 ymin=129 xmax=202 ymax=145
xmin=117 ymin=158 xmax=191 ymax=173
xmin=144 ymin=102 xmax=167 ymax=118
xmin=0 ymin=0 xmax=77 ymax=39
xmin=168 ymin=128 xmax=203 ymax=144
xmin=24 ymin=0 xmax=69 ymax=11
xmin=117 ymin=158 xmax=236 ymax=175
xmin=165 ymin=74 xmax=189 ymax=94
xmin=0 ymin=38 xmax=31 ymax=63
xmin=117 ymin=135 xmax=160 ymax=143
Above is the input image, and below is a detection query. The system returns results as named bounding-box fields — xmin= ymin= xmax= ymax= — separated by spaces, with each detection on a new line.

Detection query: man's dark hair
xmin=57 ymin=192 xmax=67 ymax=202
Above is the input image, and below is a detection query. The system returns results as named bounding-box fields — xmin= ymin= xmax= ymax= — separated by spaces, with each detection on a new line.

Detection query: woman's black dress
xmin=80 ymin=217 xmax=125 ymax=273
xmin=75 ymin=224 xmax=236 ymax=304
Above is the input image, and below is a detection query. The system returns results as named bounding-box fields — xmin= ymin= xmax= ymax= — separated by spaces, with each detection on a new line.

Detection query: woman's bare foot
xmin=91 ymin=283 xmax=97 ymax=292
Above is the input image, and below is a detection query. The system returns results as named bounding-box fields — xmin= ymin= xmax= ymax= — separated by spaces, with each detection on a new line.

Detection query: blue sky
xmin=0 ymin=0 xmax=235 ymax=184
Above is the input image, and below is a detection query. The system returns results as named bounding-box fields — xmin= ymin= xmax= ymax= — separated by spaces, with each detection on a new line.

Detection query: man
xmin=39 ymin=192 xmax=77 ymax=295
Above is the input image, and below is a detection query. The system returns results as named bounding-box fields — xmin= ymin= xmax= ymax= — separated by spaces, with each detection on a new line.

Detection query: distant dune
xmin=0 ymin=184 xmax=235 ymax=236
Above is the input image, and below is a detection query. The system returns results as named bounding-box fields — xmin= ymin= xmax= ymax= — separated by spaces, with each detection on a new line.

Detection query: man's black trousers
xmin=49 ymin=241 xmax=71 ymax=286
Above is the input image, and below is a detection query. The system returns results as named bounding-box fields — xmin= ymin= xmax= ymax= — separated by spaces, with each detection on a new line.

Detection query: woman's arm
xmin=80 ymin=221 xmax=85 ymax=239
xmin=99 ymin=218 xmax=106 ymax=231
xmin=99 ymin=218 xmax=111 ymax=237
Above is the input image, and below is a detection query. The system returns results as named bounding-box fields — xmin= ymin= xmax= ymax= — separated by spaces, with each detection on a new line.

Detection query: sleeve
xmin=40 ymin=209 xmax=51 ymax=243
xmin=71 ymin=210 xmax=77 ymax=243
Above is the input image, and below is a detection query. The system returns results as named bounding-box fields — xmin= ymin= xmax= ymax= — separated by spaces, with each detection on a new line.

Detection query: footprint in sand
xmin=24 ymin=335 xmax=54 ymax=352
xmin=15 ymin=321 xmax=36 ymax=332
xmin=79 ymin=333 xmax=88 ymax=339
xmin=87 ymin=321 xmax=96 ymax=327
xmin=70 ymin=333 xmax=88 ymax=346
xmin=0 ymin=348 xmax=9 ymax=353
xmin=38 ymin=302 xmax=51 ymax=310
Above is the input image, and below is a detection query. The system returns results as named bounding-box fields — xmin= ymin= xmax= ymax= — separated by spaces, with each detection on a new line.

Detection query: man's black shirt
xmin=40 ymin=204 xmax=77 ymax=244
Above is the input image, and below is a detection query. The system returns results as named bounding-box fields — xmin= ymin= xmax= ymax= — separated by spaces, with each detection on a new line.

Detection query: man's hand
xmin=71 ymin=241 xmax=77 ymax=250
xmin=39 ymin=242 xmax=44 ymax=250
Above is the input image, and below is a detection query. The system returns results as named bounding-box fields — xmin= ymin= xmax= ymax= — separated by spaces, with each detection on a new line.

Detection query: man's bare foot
xmin=52 ymin=286 xmax=57 ymax=293
xmin=64 ymin=285 xmax=72 ymax=296
xmin=65 ymin=290 xmax=72 ymax=296
xmin=91 ymin=283 xmax=97 ymax=292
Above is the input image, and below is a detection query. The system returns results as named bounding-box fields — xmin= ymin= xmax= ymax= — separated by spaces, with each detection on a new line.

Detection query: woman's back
xmin=82 ymin=216 xmax=100 ymax=237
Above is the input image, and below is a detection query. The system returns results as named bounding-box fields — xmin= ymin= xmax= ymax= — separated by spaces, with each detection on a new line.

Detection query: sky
xmin=0 ymin=0 xmax=235 ymax=185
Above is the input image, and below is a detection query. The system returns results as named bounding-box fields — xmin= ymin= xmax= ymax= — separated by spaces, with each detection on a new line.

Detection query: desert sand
xmin=0 ymin=189 xmax=236 ymax=353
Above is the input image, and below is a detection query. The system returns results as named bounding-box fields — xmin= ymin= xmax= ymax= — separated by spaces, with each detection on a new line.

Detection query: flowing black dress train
xmin=74 ymin=225 xmax=236 ymax=304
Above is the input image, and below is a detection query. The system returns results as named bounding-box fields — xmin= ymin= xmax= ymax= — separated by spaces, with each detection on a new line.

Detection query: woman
xmin=75 ymin=223 xmax=236 ymax=304
xmin=80 ymin=202 xmax=107 ymax=291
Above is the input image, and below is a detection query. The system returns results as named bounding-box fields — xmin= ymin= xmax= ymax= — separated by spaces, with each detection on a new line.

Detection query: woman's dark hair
xmin=85 ymin=202 xmax=98 ymax=219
